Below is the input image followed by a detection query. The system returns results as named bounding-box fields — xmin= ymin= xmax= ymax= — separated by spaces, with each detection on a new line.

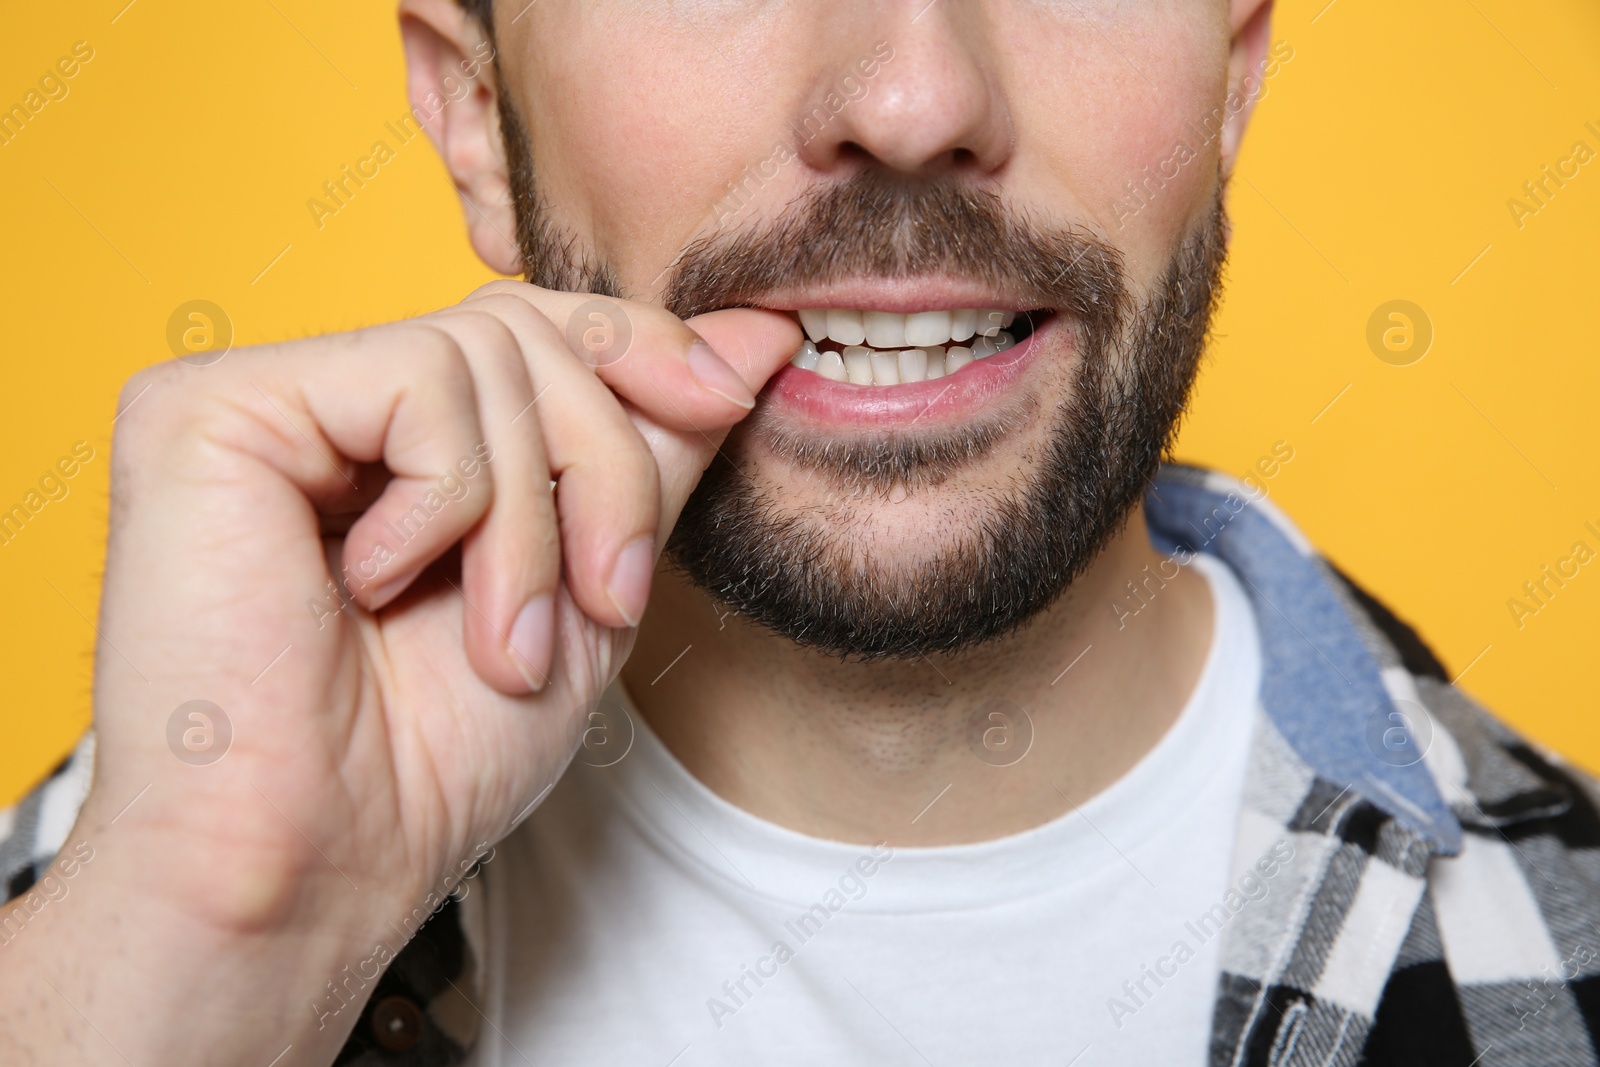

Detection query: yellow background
xmin=1 ymin=0 xmax=1597 ymax=805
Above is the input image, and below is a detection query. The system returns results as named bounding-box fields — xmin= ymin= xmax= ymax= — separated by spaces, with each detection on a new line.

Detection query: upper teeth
xmin=797 ymin=308 xmax=1015 ymax=349
xmin=789 ymin=308 xmax=1021 ymax=385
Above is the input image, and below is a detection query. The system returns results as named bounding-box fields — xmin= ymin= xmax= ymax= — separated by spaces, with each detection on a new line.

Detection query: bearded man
xmin=3 ymin=2 xmax=1595 ymax=1065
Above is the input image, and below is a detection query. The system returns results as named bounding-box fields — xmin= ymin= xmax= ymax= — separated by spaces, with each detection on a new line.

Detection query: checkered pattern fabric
xmin=3 ymin=463 xmax=1596 ymax=1066
xmin=1150 ymin=466 xmax=1600 ymax=1067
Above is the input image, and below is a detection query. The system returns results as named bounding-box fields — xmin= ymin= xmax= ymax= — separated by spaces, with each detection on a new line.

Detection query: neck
xmin=621 ymin=504 xmax=1214 ymax=846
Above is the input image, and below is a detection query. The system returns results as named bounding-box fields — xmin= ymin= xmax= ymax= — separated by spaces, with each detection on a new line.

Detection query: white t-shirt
xmin=465 ymin=553 xmax=1263 ymax=1067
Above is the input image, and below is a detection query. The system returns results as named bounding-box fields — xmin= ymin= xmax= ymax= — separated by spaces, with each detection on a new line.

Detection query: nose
xmin=792 ymin=4 xmax=1014 ymax=179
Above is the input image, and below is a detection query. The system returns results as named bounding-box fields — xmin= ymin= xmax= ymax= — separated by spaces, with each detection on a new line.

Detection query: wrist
xmin=0 ymin=831 xmax=390 ymax=1063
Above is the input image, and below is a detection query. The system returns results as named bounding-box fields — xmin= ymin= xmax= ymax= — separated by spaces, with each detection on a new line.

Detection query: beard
xmin=498 ymin=97 xmax=1228 ymax=663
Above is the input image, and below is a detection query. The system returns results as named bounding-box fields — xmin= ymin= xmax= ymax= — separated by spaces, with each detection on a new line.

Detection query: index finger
xmin=463 ymin=281 xmax=800 ymax=432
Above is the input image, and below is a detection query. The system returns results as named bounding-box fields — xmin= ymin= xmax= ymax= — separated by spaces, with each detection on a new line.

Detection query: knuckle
xmin=116 ymin=362 xmax=167 ymax=414
xmin=427 ymin=308 xmax=541 ymax=396
xmin=472 ymin=293 xmax=568 ymax=352
xmin=467 ymin=278 xmax=535 ymax=302
xmin=459 ymin=310 xmax=530 ymax=382
xmin=110 ymin=360 xmax=239 ymax=492
xmin=112 ymin=360 xmax=190 ymax=445
xmin=410 ymin=324 xmax=477 ymax=397
xmin=618 ymin=297 xmax=695 ymax=341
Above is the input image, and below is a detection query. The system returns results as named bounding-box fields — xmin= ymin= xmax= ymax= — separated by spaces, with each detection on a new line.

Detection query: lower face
xmin=665 ymin=191 xmax=1227 ymax=661
xmin=497 ymin=3 xmax=1232 ymax=661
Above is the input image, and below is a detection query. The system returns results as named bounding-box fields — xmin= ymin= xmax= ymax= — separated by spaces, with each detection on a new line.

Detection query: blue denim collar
xmin=1145 ymin=464 xmax=1463 ymax=855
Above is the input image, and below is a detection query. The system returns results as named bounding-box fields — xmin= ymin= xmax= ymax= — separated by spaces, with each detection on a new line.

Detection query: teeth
xmin=798 ymin=310 xmax=829 ymax=343
xmin=816 ymin=349 xmax=847 ymax=381
xmin=870 ymin=350 xmax=900 ymax=386
xmin=950 ymin=309 xmax=976 ymax=342
xmin=788 ymin=310 xmax=1025 ymax=387
xmin=897 ymin=348 xmax=928 ymax=383
xmin=842 ymin=345 xmax=873 ymax=384
xmin=904 ymin=311 xmax=951 ymax=347
xmin=863 ymin=311 xmax=907 ymax=349
xmin=790 ymin=339 xmax=821 ymax=371
xmin=806 ymin=309 xmax=1011 ymax=348
xmin=827 ymin=309 xmax=866 ymax=346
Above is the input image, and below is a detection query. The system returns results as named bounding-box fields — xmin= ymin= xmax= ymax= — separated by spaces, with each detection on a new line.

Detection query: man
xmin=2 ymin=0 xmax=1595 ymax=1064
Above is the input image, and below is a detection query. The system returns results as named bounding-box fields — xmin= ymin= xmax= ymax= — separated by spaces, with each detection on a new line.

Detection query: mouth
xmin=785 ymin=307 xmax=1049 ymax=386
xmin=756 ymin=294 xmax=1061 ymax=428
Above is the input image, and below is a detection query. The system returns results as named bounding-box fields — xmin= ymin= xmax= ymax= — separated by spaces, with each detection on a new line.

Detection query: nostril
xmin=828 ymin=142 xmax=980 ymax=179
xmin=835 ymin=141 xmax=874 ymax=165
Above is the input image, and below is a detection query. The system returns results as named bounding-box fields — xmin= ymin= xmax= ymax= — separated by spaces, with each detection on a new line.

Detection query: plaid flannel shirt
xmin=4 ymin=463 xmax=1598 ymax=1066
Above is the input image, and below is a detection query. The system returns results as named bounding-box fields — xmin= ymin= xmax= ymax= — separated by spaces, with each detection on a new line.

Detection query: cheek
xmin=521 ymin=10 xmax=784 ymax=280
xmin=1009 ymin=10 xmax=1227 ymax=266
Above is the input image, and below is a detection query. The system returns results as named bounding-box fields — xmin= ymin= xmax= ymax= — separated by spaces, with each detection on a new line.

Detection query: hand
xmin=5 ymin=281 xmax=798 ymax=1063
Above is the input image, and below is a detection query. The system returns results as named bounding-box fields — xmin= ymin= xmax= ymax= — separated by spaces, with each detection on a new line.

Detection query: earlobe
xmin=1220 ymin=0 xmax=1276 ymax=176
xmin=464 ymin=166 xmax=523 ymax=275
xmin=398 ymin=0 xmax=522 ymax=275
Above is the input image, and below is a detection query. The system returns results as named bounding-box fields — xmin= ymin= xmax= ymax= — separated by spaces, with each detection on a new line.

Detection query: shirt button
xmin=370 ymin=994 xmax=426 ymax=1053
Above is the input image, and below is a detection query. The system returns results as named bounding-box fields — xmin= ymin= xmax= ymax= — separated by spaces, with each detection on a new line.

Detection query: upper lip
xmin=751 ymin=276 xmax=1052 ymax=315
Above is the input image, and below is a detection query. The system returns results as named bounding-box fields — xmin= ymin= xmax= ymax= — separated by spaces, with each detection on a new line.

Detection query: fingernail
xmin=369 ymin=566 xmax=424 ymax=611
xmin=686 ymin=342 xmax=756 ymax=410
xmin=606 ymin=536 xmax=655 ymax=628
xmin=508 ymin=595 xmax=554 ymax=691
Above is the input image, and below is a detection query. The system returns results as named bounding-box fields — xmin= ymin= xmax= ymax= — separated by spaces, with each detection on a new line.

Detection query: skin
xmin=0 ymin=0 xmax=1272 ymax=1062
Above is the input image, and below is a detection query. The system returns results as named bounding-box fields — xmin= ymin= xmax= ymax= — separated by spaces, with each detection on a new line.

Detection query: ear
xmin=399 ymin=0 xmax=522 ymax=275
xmin=1220 ymin=0 xmax=1277 ymax=176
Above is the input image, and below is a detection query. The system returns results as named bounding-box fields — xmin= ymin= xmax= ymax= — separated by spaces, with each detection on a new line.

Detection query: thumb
xmin=642 ymin=306 xmax=800 ymax=547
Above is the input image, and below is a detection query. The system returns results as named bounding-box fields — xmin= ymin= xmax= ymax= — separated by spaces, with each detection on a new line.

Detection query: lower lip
xmin=763 ymin=316 xmax=1060 ymax=427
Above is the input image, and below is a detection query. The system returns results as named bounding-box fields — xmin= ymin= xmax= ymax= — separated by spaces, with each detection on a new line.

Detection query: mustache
xmin=661 ymin=171 xmax=1130 ymax=325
